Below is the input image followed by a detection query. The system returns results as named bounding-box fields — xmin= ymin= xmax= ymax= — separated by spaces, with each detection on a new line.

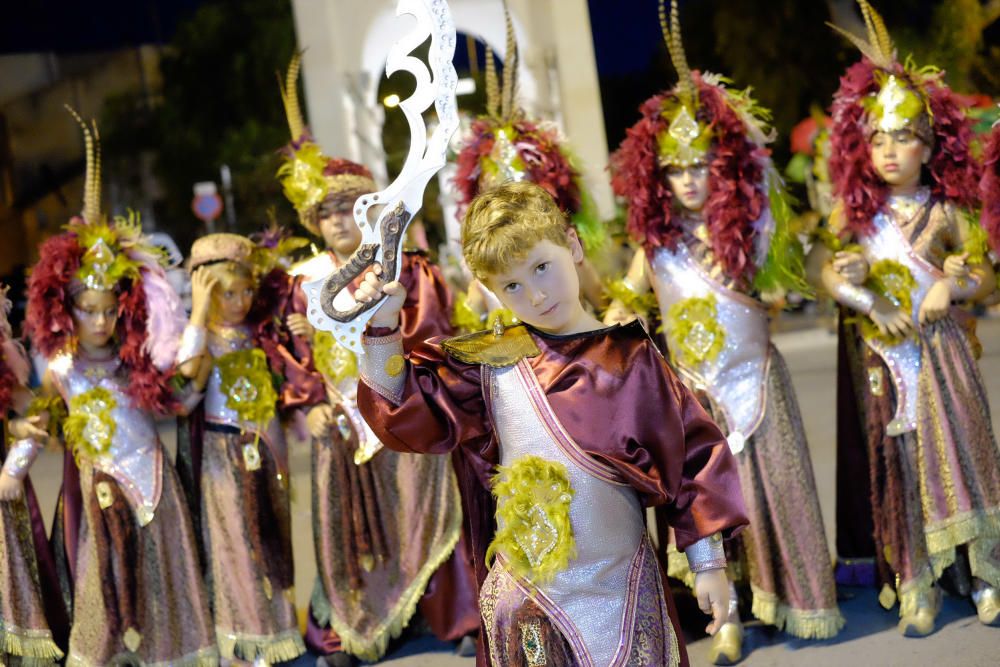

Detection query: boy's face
xmin=483 ymin=233 xmax=585 ymax=334
xmin=318 ymin=202 xmax=363 ymax=258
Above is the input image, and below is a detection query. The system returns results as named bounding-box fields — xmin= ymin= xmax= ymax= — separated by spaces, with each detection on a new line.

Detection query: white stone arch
xmin=292 ymin=0 xmax=610 ymax=217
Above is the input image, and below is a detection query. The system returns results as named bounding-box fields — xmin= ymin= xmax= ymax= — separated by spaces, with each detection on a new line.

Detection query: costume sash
xmin=50 ymin=354 xmax=163 ymax=526
xmin=859 ymin=210 xmax=942 ymax=435
xmin=484 ymin=360 xmax=677 ymax=667
xmin=649 ymin=245 xmax=771 ymax=452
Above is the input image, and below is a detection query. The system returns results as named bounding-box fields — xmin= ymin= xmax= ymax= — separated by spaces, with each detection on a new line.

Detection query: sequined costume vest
xmin=49 ymin=353 xmax=162 ymax=526
xmin=858 ymin=207 xmax=942 ymax=435
xmin=648 ymin=243 xmax=770 ymax=453
xmin=480 ymin=360 xmax=679 ymax=667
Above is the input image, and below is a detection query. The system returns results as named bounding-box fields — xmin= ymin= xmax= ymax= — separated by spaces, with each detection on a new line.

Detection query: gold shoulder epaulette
xmin=442 ymin=323 xmax=541 ymax=368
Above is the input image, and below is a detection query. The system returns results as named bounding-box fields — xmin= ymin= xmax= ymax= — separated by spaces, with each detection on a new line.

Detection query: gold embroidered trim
xmin=123 ymin=627 xmax=142 ymax=652
xmin=924 ymin=507 xmax=1000 ymax=583
xmin=384 ymin=354 xmax=405 ymax=377
xmin=95 ymin=481 xmax=114 ymax=509
xmin=216 ymin=627 xmax=306 ymax=663
xmin=519 ymin=620 xmax=546 ymax=666
xmin=0 ymin=621 xmax=64 ymax=662
xmin=242 ymin=443 xmax=262 ymax=472
xmin=749 ymin=584 xmax=845 ymax=639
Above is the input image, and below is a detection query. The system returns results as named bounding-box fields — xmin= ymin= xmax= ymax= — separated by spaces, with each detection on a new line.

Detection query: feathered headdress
xmin=827 ymin=0 xmax=980 ymax=236
xmin=0 ymin=285 xmax=30 ymax=415
xmin=610 ymin=0 xmax=808 ymax=295
xmin=828 ymin=0 xmax=933 ymax=144
xmin=276 ymin=53 xmax=375 ymax=235
xmin=981 ymin=120 xmax=1000 ymax=253
xmin=25 ymin=108 xmax=185 ymax=413
xmin=452 ymin=2 xmax=604 ymax=254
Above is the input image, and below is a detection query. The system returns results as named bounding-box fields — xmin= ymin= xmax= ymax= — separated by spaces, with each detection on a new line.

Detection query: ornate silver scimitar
xmin=303 ymin=0 xmax=459 ymax=354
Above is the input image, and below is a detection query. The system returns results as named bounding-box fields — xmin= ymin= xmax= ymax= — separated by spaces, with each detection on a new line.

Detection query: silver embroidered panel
xmin=649 ymin=245 xmax=770 ymax=452
xmin=859 ymin=211 xmax=941 ymax=435
xmin=489 ymin=365 xmax=645 ymax=667
xmin=51 ymin=355 xmax=162 ymax=524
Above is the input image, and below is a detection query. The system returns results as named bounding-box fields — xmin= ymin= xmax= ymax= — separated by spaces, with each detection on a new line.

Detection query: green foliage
xmin=102 ymin=0 xmax=297 ymax=251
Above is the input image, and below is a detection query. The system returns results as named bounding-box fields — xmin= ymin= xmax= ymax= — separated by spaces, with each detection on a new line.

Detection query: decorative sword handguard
xmin=302 ymin=0 xmax=458 ymax=354
xmin=316 ymin=202 xmax=408 ymax=323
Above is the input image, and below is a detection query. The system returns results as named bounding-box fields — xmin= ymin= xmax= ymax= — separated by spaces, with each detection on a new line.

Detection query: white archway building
xmin=290 ymin=0 xmax=613 ymax=220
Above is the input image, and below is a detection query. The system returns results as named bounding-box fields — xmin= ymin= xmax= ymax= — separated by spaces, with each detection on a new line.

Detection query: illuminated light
xmin=383 ymin=94 xmax=401 ymax=108
xmin=456 ymin=78 xmax=476 ymax=95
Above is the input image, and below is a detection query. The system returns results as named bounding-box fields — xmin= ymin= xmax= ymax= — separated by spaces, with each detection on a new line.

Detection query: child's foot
xmin=973 ymin=585 xmax=1000 ymax=626
xmin=708 ymin=622 xmax=743 ymax=665
xmin=898 ymin=586 xmax=941 ymax=637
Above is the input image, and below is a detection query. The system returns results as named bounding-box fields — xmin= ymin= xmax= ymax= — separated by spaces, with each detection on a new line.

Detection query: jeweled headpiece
xmin=64 ymin=107 xmax=150 ymax=293
xmin=276 ymin=53 xmax=376 ymax=234
xmin=830 ymin=0 xmax=933 ymax=144
xmin=655 ymin=0 xmax=712 ymax=167
xmin=453 ymin=1 xmax=604 ymax=253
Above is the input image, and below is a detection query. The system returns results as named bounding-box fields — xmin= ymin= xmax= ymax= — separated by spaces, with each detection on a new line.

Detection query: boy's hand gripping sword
xmin=303 ymin=0 xmax=459 ymax=354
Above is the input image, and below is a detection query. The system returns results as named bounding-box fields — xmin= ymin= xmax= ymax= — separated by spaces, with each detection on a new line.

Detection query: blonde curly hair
xmin=462 ymin=181 xmax=571 ymax=279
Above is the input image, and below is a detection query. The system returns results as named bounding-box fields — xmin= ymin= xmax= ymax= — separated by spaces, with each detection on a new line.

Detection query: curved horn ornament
xmin=302 ymin=0 xmax=458 ymax=354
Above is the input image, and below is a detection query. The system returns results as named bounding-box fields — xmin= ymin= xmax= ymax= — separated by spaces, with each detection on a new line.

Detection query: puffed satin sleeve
xmin=358 ymin=337 xmax=492 ymax=457
xmin=274 ymin=273 xmax=327 ymax=410
xmin=538 ymin=327 xmax=747 ymax=551
xmin=398 ymin=252 xmax=455 ymax=344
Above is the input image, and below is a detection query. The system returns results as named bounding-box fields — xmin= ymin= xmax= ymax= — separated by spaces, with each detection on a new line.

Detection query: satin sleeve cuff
xmin=176 ymin=324 xmax=208 ymax=365
xmin=685 ymin=532 xmax=727 ymax=573
xmin=2 ymin=438 xmax=42 ymax=480
xmin=947 ymin=274 xmax=981 ymax=301
xmin=360 ymin=330 xmax=406 ymax=405
xmin=830 ymin=281 xmax=875 ymax=315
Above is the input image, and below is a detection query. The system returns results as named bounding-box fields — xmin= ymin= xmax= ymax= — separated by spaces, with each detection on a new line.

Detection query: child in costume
xmin=21 ymin=112 xmax=216 ymax=666
xmin=451 ymin=6 xmax=607 ymax=325
xmin=818 ymin=0 xmax=1000 ymax=635
xmin=176 ymin=232 xmax=316 ymax=665
xmin=275 ymin=55 xmax=478 ymax=665
xmin=605 ymin=3 xmax=843 ymax=662
xmin=346 ymin=180 xmax=748 ymax=667
xmin=0 ymin=285 xmax=65 ymax=665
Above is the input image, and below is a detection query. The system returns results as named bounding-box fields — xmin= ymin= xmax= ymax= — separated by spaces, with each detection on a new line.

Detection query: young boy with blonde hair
xmin=353 ymin=181 xmax=747 ymax=666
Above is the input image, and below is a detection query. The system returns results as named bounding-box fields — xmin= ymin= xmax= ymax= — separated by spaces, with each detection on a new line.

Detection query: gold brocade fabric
xmin=200 ymin=431 xmax=304 ymax=663
xmin=0 ymin=495 xmax=63 ymax=664
xmin=66 ymin=464 xmax=215 ymax=666
xmin=310 ymin=428 xmax=463 ymax=661
xmin=681 ymin=348 xmax=844 ymax=639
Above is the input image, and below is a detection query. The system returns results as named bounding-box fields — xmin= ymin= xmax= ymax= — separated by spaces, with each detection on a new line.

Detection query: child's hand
xmin=0 ymin=471 xmax=24 ymax=501
xmin=833 ymin=251 xmax=868 ymax=286
xmin=919 ymin=279 xmax=952 ymax=325
xmin=869 ymin=294 xmax=913 ymax=338
xmin=354 ymin=264 xmax=406 ymax=330
xmin=694 ymin=568 xmax=731 ymax=635
xmin=943 ymin=252 xmax=970 ymax=280
xmin=8 ymin=416 xmax=47 ymax=441
xmin=286 ymin=313 xmax=315 ymax=339
xmin=306 ymin=404 xmax=334 ymax=439
xmin=189 ymin=267 xmax=218 ymax=325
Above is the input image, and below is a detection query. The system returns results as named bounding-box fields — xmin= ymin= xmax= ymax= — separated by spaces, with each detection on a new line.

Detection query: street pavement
xmin=24 ymin=315 xmax=1000 ymax=666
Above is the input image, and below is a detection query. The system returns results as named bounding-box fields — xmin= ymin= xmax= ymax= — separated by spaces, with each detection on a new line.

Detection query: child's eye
xmin=504 ymin=282 xmax=520 ymax=294
xmin=244 ymin=289 xmax=254 ymax=297
xmin=535 ymin=262 xmax=549 ymax=274
xmin=224 ymin=291 xmax=234 ymax=299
